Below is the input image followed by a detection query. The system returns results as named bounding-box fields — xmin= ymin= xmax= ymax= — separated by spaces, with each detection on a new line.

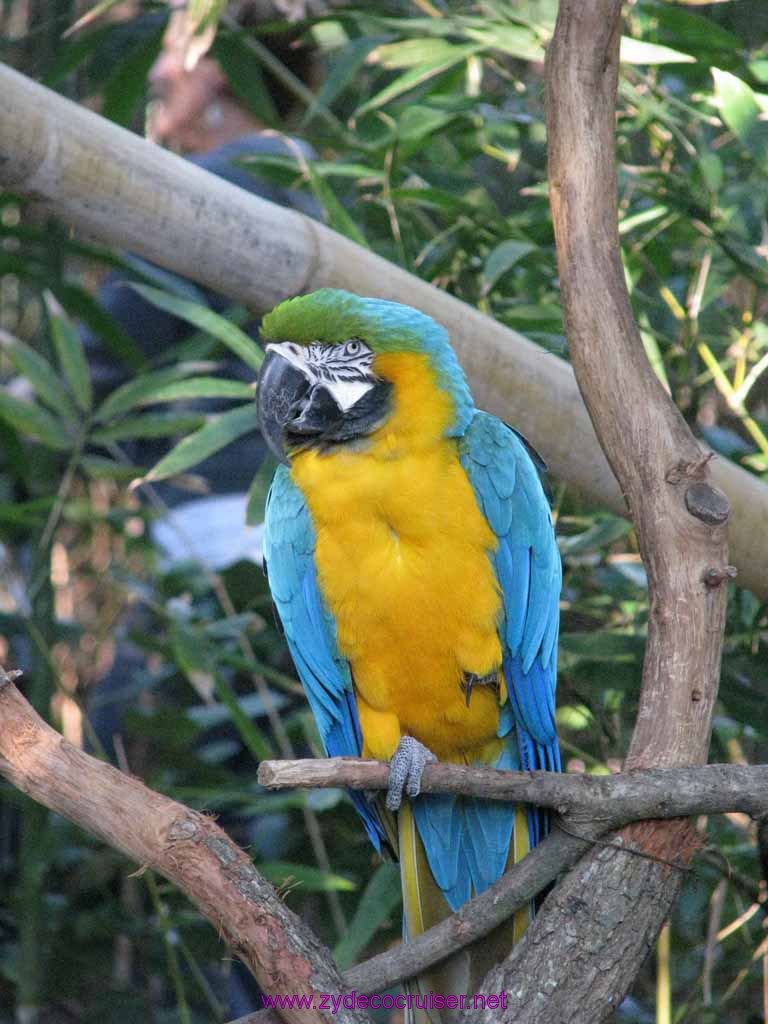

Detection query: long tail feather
xmin=399 ymin=802 xmax=531 ymax=1024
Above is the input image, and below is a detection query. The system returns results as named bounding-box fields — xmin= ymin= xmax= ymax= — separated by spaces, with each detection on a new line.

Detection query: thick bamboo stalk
xmin=1 ymin=61 xmax=766 ymax=595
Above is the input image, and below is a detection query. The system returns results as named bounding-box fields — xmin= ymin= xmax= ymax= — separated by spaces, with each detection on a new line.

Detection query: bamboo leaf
xmin=129 ymin=284 xmax=264 ymax=372
xmin=90 ymin=412 xmax=206 ymax=444
xmin=246 ymin=455 xmax=278 ymax=526
xmin=133 ymin=377 xmax=255 ymax=405
xmin=355 ymin=44 xmax=482 ymax=118
xmin=259 ymin=862 xmax=356 ymax=894
xmin=95 ymin=364 xmax=214 ymax=423
xmin=0 ymin=332 xmax=79 ymax=422
xmin=619 ymin=38 xmax=696 ymax=65
xmin=307 ymin=165 xmax=369 ymax=248
xmin=333 ymin=863 xmax=401 ymax=968
xmin=481 ymin=241 xmax=537 ymax=296
xmin=44 ymin=291 xmax=93 ymax=412
xmin=0 ymin=393 xmax=72 ymax=450
xmin=143 ymin=404 xmax=257 ymax=482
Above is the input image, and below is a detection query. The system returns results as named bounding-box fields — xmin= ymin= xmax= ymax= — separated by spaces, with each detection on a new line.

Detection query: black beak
xmin=256 ymin=346 xmax=394 ymax=461
xmin=256 ymin=348 xmax=312 ymax=463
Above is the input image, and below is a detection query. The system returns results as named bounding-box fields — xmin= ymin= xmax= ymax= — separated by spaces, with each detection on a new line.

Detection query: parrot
xmin=255 ymin=289 xmax=561 ymax=1022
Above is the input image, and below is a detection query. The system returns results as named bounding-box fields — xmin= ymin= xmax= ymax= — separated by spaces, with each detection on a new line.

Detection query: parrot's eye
xmin=344 ymin=340 xmax=361 ymax=357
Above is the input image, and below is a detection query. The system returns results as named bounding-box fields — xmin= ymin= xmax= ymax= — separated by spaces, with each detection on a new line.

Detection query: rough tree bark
xmin=463 ymin=4 xmax=732 ymax=1021
xmin=0 ymin=60 xmax=767 ymax=596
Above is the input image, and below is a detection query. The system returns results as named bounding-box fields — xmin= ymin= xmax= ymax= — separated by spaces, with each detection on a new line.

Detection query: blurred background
xmin=0 ymin=1 xmax=767 ymax=1022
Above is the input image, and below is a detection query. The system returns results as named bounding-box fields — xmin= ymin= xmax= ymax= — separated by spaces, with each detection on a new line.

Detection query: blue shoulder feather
xmin=263 ymin=465 xmax=384 ymax=848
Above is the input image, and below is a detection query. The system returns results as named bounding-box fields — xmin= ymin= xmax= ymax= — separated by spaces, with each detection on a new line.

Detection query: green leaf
xmin=372 ymin=38 xmax=471 ymax=70
xmin=619 ymin=38 xmax=695 ymax=65
xmin=333 ymin=863 xmax=401 ymax=968
xmin=95 ymin=364 xmax=213 ymax=423
xmin=129 ymin=284 xmax=264 ymax=372
xmin=463 ymin=24 xmax=544 ymax=61
xmin=246 ymin=455 xmax=278 ymax=526
xmin=481 ymin=240 xmax=537 ymax=296
xmin=131 ymin=377 xmax=255 ymax=405
xmin=0 ymin=333 xmax=79 ymax=422
xmin=307 ymin=165 xmax=369 ymax=248
xmin=90 ymin=412 xmax=206 ymax=444
xmin=397 ymin=105 xmax=455 ymax=143
xmin=144 ymin=404 xmax=257 ymax=482
xmin=260 ymin=862 xmax=356 ymax=894
xmin=560 ymin=517 xmax=633 ymax=555
xmin=212 ymin=32 xmax=278 ymax=125
xmin=0 ymin=393 xmax=72 ymax=450
xmin=44 ymin=292 xmax=93 ymax=412
xmin=712 ymin=68 xmax=768 ymax=165
xmin=101 ymin=22 xmax=164 ymax=127
xmin=80 ymin=455 xmax=147 ymax=480
xmin=355 ymin=44 xmax=482 ymax=118
xmin=305 ymin=36 xmax=383 ymax=120
xmin=212 ymin=672 xmax=273 ymax=761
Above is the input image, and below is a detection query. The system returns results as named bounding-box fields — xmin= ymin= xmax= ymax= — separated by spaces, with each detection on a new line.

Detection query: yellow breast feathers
xmin=290 ymin=352 xmax=505 ymax=763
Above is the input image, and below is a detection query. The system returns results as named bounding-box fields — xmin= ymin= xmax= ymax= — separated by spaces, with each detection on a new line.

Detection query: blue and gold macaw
xmin=256 ymin=289 xmax=560 ymax=1022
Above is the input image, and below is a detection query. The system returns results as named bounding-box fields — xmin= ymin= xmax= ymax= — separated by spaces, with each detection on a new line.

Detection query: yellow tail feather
xmin=398 ymin=803 xmax=530 ymax=1024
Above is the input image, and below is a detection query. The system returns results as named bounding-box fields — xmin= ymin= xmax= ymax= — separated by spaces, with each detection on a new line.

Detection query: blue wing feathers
xmin=264 ymin=465 xmax=384 ymax=849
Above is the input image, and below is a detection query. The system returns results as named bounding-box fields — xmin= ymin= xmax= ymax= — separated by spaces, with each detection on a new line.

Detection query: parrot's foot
xmin=462 ymin=670 xmax=497 ymax=707
xmin=386 ymin=736 xmax=437 ymax=812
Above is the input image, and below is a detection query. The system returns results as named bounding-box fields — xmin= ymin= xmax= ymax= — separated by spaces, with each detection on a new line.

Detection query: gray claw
xmin=386 ymin=736 xmax=438 ymax=812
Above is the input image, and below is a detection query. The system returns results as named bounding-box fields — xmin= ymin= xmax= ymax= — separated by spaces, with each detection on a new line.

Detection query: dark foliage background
xmin=0 ymin=1 xmax=767 ymax=1022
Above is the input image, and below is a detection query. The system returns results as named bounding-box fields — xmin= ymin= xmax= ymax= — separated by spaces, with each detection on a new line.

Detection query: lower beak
xmin=255 ymin=348 xmax=312 ymax=463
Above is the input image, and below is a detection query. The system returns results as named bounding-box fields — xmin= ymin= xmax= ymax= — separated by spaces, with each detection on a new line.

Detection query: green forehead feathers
xmin=261 ymin=288 xmax=474 ymax=434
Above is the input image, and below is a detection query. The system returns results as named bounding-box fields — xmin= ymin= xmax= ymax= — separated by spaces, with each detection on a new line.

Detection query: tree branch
xmin=0 ymin=60 xmax=766 ymax=597
xmin=257 ymin=758 xmax=768 ymax=822
xmin=460 ymin=3 xmax=732 ymax=1021
xmin=0 ymin=671 xmax=371 ymax=1024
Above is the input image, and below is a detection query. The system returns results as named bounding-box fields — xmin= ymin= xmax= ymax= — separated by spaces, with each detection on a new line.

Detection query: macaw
xmin=256 ymin=289 xmax=561 ymax=1022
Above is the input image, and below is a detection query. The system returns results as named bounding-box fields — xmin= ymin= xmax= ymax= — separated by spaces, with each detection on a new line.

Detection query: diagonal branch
xmin=0 ymin=60 xmax=767 ymax=597
xmin=0 ymin=670 xmax=370 ymax=1024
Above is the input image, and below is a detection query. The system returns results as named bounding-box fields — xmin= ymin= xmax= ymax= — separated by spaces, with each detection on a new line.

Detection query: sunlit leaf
xmin=355 ymin=44 xmax=482 ymax=118
xmin=132 ymin=377 xmax=255 ymax=405
xmin=260 ymin=862 xmax=356 ymax=893
xmin=712 ymin=68 xmax=768 ymax=165
xmin=620 ymin=38 xmax=695 ymax=65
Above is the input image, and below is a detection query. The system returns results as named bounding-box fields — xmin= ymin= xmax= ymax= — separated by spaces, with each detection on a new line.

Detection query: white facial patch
xmin=322 ymin=377 xmax=375 ymax=411
xmin=266 ymin=339 xmax=378 ymax=411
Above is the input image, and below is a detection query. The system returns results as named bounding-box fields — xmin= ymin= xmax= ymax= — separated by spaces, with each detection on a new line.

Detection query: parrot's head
xmin=256 ymin=288 xmax=473 ymax=462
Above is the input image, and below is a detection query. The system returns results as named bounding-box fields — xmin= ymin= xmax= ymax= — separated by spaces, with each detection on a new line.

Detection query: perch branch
xmin=0 ymin=60 xmax=767 ymax=597
xmin=0 ymin=671 xmax=370 ymax=1024
xmin=257 ymin=758 xmax=768 ymax=822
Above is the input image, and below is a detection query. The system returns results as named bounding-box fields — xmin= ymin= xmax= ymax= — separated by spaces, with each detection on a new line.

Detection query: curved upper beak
xmin=255 ymin=345 xmax=313 ymax=463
